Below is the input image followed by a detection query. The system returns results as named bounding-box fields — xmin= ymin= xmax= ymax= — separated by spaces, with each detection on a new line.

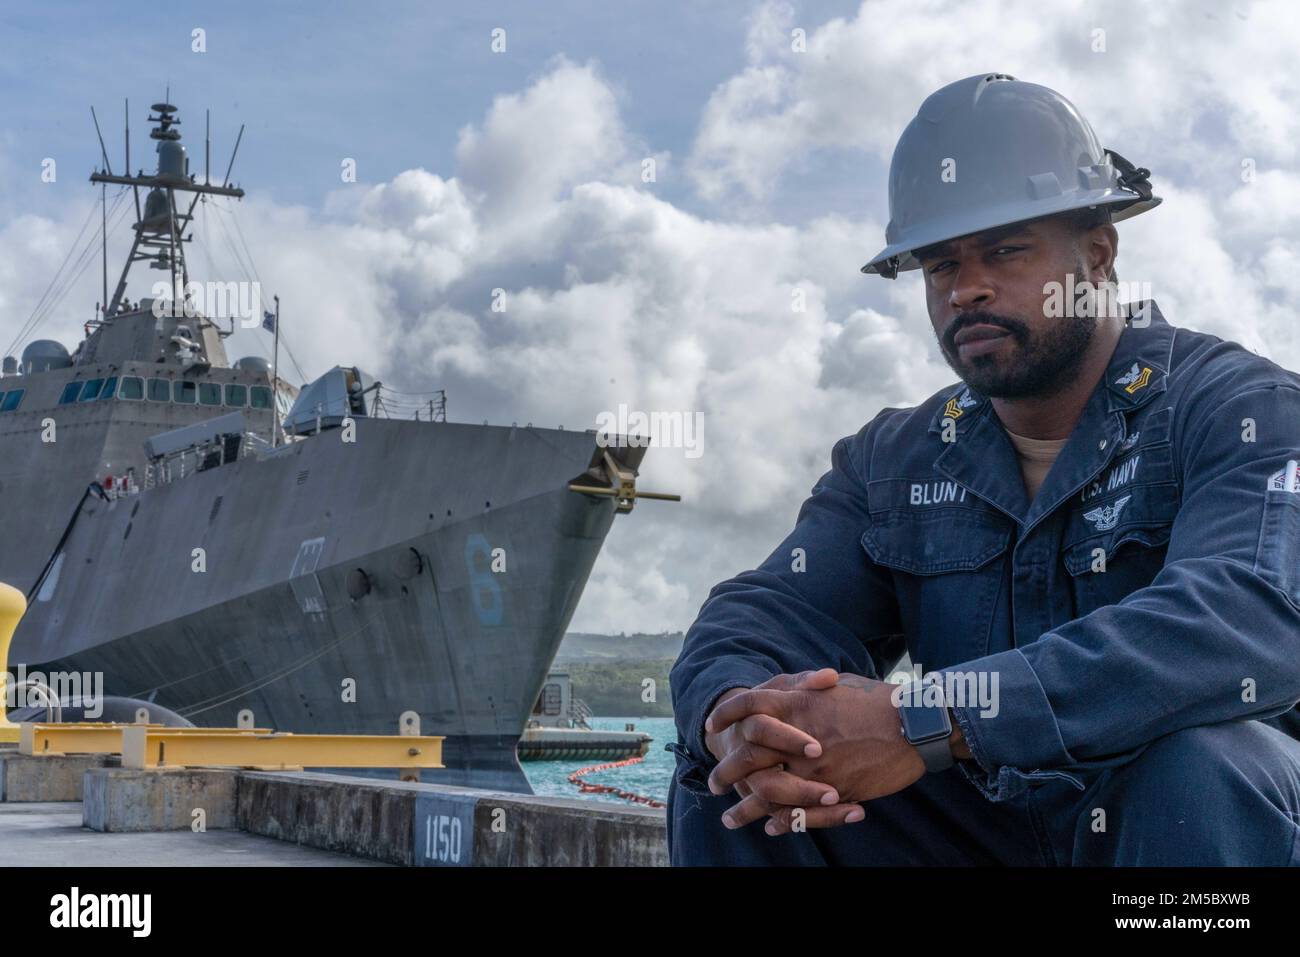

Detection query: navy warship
xmin=0 ymin=101 xmax=671 ymax=791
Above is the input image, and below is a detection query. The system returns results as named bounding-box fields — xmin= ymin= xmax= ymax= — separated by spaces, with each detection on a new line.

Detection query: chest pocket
xmin=863 ymin=508 xmax=1010 ymax=573
xmin=1061 ymin=421 xmax=1179 ymax=613
xmin=1063 ymin=524 xmax=1172 ymax=571
xmin=861 ymin=479 xmax=1012 ymax=668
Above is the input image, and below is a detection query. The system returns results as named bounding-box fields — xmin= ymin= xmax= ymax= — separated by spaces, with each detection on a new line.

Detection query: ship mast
xmin=90 ymin=102 xmax=244 ymax=319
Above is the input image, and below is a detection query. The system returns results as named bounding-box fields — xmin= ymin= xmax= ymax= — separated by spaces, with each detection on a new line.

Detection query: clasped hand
xmin=702 ymin=669 xmax=927 ymax=835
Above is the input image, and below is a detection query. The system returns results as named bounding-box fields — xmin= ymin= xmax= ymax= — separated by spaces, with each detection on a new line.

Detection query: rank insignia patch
xmin=943 ymin=388 xmax=976 ymax=420
xmin=1115 ymin=363 xmax=1152 ymax=395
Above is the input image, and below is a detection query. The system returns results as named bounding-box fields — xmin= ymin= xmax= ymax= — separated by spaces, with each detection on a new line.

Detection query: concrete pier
xmin=83 ymin=768 xmax=239 ymax=833
xmin=0 ymin=752 xmax=114 ymax=802
xmin=77 ymin=767 xmax=667 ymax=865
xmin=243 ymin=772 xmax=668 ymax=866
xmin=0 ymin=801 xmax=382 ymax=866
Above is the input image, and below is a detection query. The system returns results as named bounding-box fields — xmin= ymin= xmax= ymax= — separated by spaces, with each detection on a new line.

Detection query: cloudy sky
xmin=2 ymin=0 xmax=1298 ymax=634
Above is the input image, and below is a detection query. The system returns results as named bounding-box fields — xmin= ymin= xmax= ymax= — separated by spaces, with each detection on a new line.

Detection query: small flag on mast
xmin=262 ymin=310 xmax=276 ymax=333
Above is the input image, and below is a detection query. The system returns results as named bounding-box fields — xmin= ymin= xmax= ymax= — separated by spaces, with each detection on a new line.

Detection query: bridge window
xmin=147 ymin=378 xmax=170 ymax=402
xmin=59 ymin=382 xmax=82 ymax=405
xmin=99 ymin=376 xmax=118 ymax=401
xmin=119 ymin=376 xmax=144 ymax=400
xmin=225 ymin=384 xmax=247 ymax=407
xmin=199 ymin=382 xmax=222 ymax=406
xmin=78 ymin=378 xmax=104 ymax=401
xmin=173 ymin=380 xmax=197 ymax=404
xmin=0 ymin=389 xmax=22 ymax=412
xmin=249 ymin=385 xmax=272 ymax=410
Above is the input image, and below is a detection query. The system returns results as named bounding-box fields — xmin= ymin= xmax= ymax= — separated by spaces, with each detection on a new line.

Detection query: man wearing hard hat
xmin=668 ymin=73 xmax=1300 ymax=865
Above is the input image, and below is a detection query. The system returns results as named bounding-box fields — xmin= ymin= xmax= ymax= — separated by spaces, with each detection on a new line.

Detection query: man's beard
xmin=937 ymin=278 xmax=1098 ymax=399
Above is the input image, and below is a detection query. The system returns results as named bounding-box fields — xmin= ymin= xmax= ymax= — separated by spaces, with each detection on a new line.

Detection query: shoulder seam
xmin=837 ymin=430 xmax=868 ymax=491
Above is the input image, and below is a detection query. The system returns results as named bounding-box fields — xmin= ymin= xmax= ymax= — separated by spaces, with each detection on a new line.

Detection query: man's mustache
xmin=943 ymin=311 xmax=1029 ymax=353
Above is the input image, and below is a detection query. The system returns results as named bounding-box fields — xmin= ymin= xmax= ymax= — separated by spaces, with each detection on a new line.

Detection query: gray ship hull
xmin=11 ymin=418 xmax=623 ymax=792
xmin=1 ymin=99 xmax=656 ymax=795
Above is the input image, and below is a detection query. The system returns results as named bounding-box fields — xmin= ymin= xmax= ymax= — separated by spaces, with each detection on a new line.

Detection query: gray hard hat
xmin=863 ymin=73 xmax=1160 ymax=278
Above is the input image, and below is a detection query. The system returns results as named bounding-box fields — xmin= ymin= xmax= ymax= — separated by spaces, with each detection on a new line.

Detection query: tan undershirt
xmin=1003 ymin=427 xmax=1069 ymax=501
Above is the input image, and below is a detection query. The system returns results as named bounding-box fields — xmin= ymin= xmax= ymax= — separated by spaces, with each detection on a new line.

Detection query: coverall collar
xmin=926 ymin=300 xmax=1177 ymax=528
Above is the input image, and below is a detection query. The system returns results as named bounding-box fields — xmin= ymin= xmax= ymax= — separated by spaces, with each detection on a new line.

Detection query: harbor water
xmin=523 ymin=716 xmax=675 ymax=806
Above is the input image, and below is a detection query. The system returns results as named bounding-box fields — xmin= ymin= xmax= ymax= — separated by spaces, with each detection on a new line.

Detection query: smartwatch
xmin=898 ymin=697 xmax=955 ymax=773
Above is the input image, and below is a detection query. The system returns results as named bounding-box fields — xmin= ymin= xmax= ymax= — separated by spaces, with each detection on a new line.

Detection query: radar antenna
xmin=90 ymin=98 xmax=244 ymax=320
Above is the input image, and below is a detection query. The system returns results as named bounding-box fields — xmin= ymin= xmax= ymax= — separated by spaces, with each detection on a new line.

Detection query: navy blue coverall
xmin=668 ymin=303 xmax=1300 ymax=865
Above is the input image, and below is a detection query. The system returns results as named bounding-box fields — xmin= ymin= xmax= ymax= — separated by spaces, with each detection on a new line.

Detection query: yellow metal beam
xmin=120 ymin=726 xmax=445 ymax=771
xmin=18 ymin=723 xmax=273 ymax=756
xmin=0 ymin=583 xmax=28 ymax=744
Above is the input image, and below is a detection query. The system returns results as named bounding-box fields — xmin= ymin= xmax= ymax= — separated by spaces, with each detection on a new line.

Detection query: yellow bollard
xmin=0 ymin=582 xmax=28 ymax=744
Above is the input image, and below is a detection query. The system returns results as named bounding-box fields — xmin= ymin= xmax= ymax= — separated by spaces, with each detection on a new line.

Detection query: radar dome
xmin=21 ymin=340 xmax=71 ymax=374
xmin=157 ymin=139 xmax=188 ymax=181
xmin=234 ymin=356 xmax=272 ymax=375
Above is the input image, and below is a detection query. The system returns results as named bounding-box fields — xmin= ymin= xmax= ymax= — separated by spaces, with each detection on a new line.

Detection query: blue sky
xmin=0 ymin=1 xmax=868 ymax=218
xmin=3 ymin=1 xmax=1299 ymax=633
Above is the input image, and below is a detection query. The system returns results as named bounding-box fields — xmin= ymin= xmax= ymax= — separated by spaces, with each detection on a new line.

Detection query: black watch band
xmin=913 ymin=734 xmax=955 ymax=773
xmin=898 ymin=697 xmax=955 ymax=773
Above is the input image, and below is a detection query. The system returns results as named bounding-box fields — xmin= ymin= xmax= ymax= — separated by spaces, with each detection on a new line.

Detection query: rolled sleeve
xmin=939 ymin=650 xmax=1083 ymax=802
xmin=677 ymin=662 xmax=778 ymax=770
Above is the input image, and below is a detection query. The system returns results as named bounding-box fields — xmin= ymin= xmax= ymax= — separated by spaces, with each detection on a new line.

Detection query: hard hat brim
xmin=861 ymin=190 xmax=1161 ymax=278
